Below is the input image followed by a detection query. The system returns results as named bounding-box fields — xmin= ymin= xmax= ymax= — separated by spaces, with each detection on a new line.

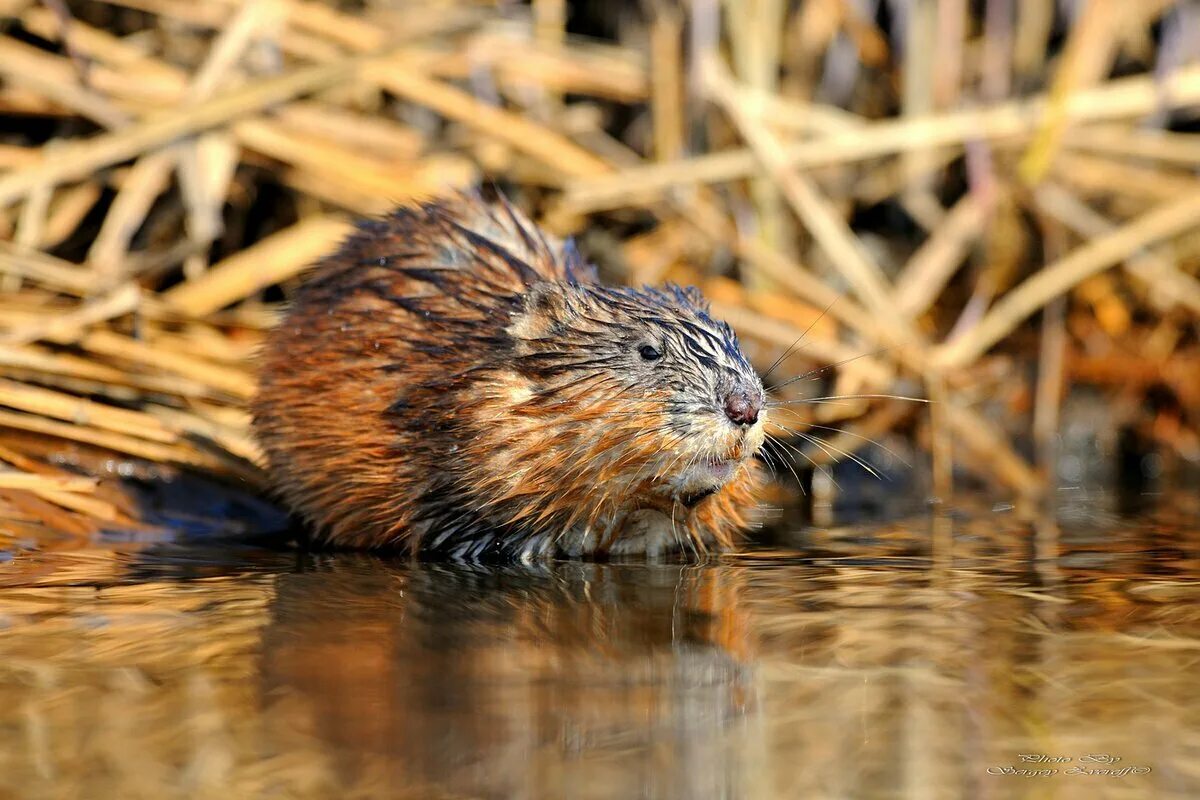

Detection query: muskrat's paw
xmin=608 ymin=509 xmax=678 ymax=559
xmin=553 ymin=527 xmax=599 ymax=558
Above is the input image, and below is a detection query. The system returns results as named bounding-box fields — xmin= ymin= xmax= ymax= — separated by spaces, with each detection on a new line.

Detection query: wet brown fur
xmin=253 ymin=195 xmax=763 ymax=556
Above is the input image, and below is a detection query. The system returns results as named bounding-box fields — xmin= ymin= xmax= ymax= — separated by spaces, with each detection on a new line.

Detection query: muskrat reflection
xmin=259 ymin=557 xmax=755 ymax=799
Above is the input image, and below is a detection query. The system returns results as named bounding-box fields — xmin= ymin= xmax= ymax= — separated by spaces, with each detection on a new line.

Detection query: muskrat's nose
xmin=724 ymin=391 xmax=761 ymax=426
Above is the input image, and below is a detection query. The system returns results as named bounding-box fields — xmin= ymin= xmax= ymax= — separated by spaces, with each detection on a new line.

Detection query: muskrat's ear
xmin=508 ymin=282 xmax=573 ymax=341
xmin=665 ymin=283 xmax=711 ymax=311
xmin=525 ymin=281 xmax=571 ymax=314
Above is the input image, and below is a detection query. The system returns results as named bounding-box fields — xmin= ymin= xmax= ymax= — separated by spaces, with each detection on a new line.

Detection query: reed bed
xmin=1 ymin=0 xmax=1199 ymax=546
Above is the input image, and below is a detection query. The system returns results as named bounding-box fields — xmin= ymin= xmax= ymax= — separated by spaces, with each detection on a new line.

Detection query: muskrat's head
xmin=500 ymin=281 xmax=766 ymax=514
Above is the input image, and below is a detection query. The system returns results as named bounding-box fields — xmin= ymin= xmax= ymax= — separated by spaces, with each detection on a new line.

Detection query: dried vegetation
xmin=1 ymin=0 xmax=1199 ymax=546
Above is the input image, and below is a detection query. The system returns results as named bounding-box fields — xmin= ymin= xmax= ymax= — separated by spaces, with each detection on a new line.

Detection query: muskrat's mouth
xmin=680 ymin=487 xmax=718 ymax=508
xmin=700 ymin=456 xmax=737 ymax=476
xmin=681 ymin=456 xmax=738 ymax=489
xmin=674 ymin=455 xmax=741 ymax=507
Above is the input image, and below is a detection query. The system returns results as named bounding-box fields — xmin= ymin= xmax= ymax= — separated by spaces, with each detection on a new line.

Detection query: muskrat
xmin=252 ymin=194 xmax=767 ymax=559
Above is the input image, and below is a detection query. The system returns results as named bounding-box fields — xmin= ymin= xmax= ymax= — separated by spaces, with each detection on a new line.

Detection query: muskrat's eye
xmin=638 ymin=344 xmax=662 ymax=361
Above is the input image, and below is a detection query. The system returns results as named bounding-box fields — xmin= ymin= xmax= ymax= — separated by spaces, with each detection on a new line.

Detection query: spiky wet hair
xmin=253 ymin=194 xmax=765 ymax=558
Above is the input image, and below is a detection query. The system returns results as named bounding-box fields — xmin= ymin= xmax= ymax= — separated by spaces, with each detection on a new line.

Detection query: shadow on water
xmin=0 ymin=495 xmax=1198 ymax=799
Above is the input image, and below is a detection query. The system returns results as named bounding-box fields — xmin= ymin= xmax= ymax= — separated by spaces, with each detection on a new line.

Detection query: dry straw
xmin=1 ymin=0 xmax=1199 ymax=546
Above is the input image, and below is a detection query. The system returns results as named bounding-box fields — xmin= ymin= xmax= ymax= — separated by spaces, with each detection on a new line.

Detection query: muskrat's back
xmin=253 ymin=195 xmax=767 ymax=558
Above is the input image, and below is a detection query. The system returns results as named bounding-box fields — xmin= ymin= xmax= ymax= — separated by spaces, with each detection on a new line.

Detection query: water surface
xmin=0 ymin=498 xmax=1197 ymax=800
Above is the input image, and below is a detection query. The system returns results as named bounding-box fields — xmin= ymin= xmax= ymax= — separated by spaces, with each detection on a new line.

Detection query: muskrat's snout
xmin=724 ymin=381 xmax=767 ymax=463
xmin=723 ymin=388 xmax=762 ymax=426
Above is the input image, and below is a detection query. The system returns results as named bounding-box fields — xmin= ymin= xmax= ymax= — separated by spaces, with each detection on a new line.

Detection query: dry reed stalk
xmin=22 ymin=2 xmax=403 ymax=284
xmin=0 ymin=473 xmax=97 ymax=493
xmin=0 ymin=37 xmax=133 ymax=129
xmin=164 ymin=215 xmax=351 ymax=316
xmin=0 ymin=488 xmax=99 ymax=538
xmin=900 ymin=0 xmax=938 ymax=207
xmin=39 ymin=183 xmax=102 ymax=251
xmin=0 ymin=56 xmax=366 ymax=207
xmin=0 ymin=144 xmax=41 ymax=170
xmin=1065 ymin=123 xmax=1200 ymax=165
xmin=702 ymin=56 xmax=903 ymax=334
xmin=0 ymin=378 xmax=176 ymax=444
xmin=1018 ymin=0 xmax=1126 ymax=182
xmin=230 ymin=119 xmax=464 ymax=202
xmin=143 ymin=405 xmax=262 ymax=467
xmin=1049 ymin=150 xmax=1200 ymax=203
xmin=0 ymin=242 xmax=97 ymax=295
xmin=562 ymin=64 xmax=1200 ymax=212
xmin=87 ymin=148 xmax=178 ymax=279
xmin=1033 ymin=296 xmax=1068 ymax=479
xmin=933 ymin=191 xmax=1200 ymax=370
xmin=892 ymin=193 xmax=991 ymax=320
xmin=13 ymin=180 xmax=53 ymax=259
xmin=24 ymin=488 xmax=124 ymax=522
xmin=73 ymin=330 xmax=256 ymax=400
xmin=708 ymin=194 xmax=1032 ymax=497
xmin=1013 ymin=0 xmax=1054 ymax=78
xmin=0 ymin=284 xmax=140 ymax=347
xmin=0 ymin=409 xmax=234 ymax=475
xmin=1032 ymin=182 xmax=1200 ymax=318
xmin=942 ymin=403 xmax=1042 ymax=498
xmin=933 ymin=0 xmax=966 ymax=109
xmin=736 ymin=86 xmax=866 ymax=136
xmin=0 ymin=3 xmax=484 ymax=210
xmin=19 ymin=7 xmax=182 ymax=86
xmin=270 ymin=102 xmax=424 ymax=160
xmin=733 ymin=238 xmax=881 ymax=338
xmin=726 ymin=0 xmax=791 ymax=280
xmin=649 ymin=5 xmax=685 ymax=163
xmin=925 ymin=371 xmax=953 ymax=504
xmin=0 ymin=344 xmax=213 ymax=399
xmin=707 ymin=300 xmax=893 ymax=388
xmin=366 ymin=59 xmax=612 ymax=180
xmin=430 ymin=38 xmax=648 ymax=104
xmin=117 ymin=0 xmax=281 ymax=282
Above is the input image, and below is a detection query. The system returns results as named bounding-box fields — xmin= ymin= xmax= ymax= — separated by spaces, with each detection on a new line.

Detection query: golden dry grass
xmin=1 ymin=0 xmax=1199 ymax=545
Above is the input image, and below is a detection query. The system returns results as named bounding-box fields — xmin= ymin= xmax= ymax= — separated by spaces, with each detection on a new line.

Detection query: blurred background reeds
xmin=2 ymin=0 xmax=1200 ymax=547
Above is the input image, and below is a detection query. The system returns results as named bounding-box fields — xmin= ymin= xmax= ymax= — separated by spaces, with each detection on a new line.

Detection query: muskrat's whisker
xmin=763 ymin=433 xmax=812 ymax=492
xmin=767 ymin=393 xmax=930 ymax=406
xmin=761 ymin=406 xmax=816 ymax=425
xmin=669 ymin=498 xmax=686 ymax=557
xmin=795 ymin=431 xmax=884 ymax=481
xmin=766 ymin=417 xmax=910 ymax=468
xmin=765 ymin=399 xmax=862 ymax=410
xmin=561 ymin=424 xmax=686 ymax=494
xmin=768 ymin=429 xmax=844 ymax=491
xmin=552 ymin=431 xmax=640 ymax=485
xmin=795 ymin=422 xmax=912 ymax=468
xmin=692 ymin=520 xmax=708 ymax=557
xmin=654 ymin=440 xmax=695 ymax=483
xmin=766 ymin=347 xmax=891 ymax=393
xmin=759 ymin=297 xmax=840 ymax=384
xmin=756 ymin=440 xmax=781 ymax=475
xmin=672 ymin=444 xmax=727 ymax=552
xmin=621 ymin=432 xmax=690 ymax=488
xmin=763 ymin=434 xmax=792 ymax=484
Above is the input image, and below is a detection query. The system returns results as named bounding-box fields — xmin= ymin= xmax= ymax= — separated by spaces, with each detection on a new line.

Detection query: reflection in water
xmin=0 ymin=506 xmax=1197 ymax=799
xmin=264 ymin=561 xmax=755 ymax=799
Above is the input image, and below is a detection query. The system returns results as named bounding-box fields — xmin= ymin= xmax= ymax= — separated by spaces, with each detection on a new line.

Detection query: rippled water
xmin=0 ymin=495 xmax=1197 ymax=800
